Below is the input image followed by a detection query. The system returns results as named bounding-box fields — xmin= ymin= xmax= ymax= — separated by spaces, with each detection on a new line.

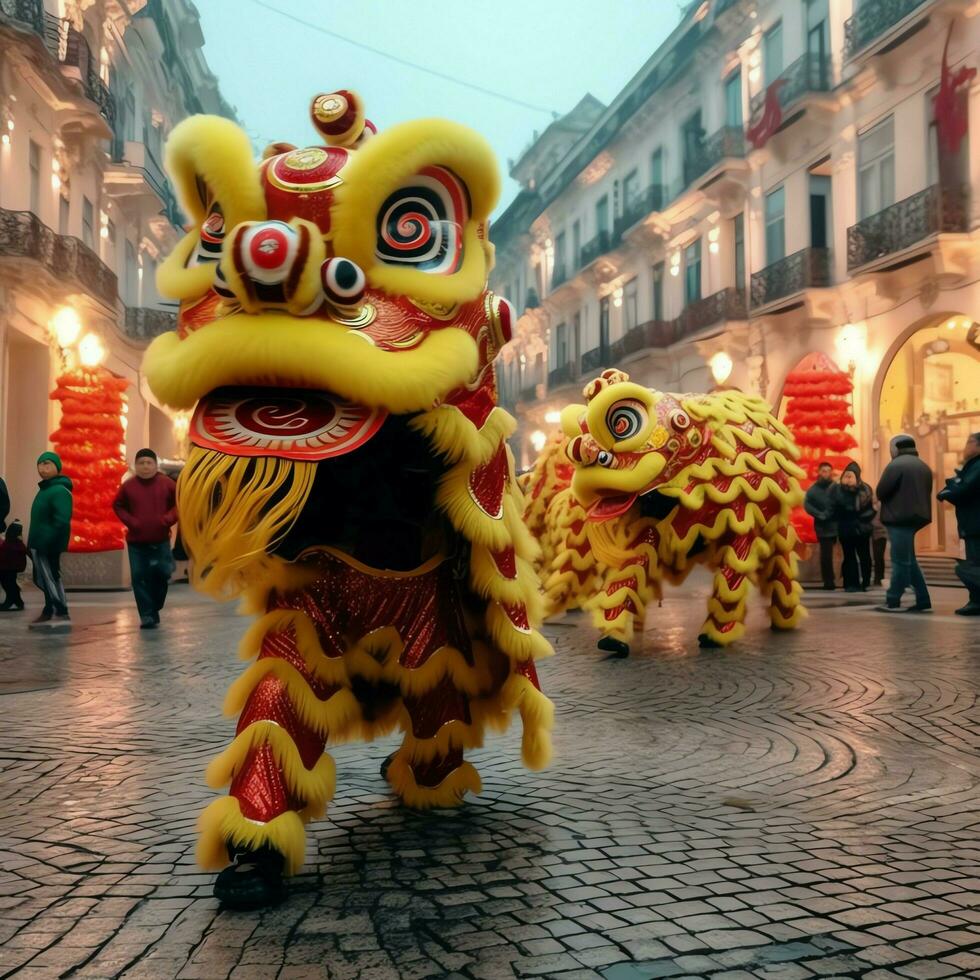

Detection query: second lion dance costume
xmin=144 ymin=92 xmax=553 ymax=908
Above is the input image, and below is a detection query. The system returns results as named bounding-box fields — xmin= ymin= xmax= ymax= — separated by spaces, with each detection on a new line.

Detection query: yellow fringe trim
xmin=486 ymin=603 xmax=553 ymax=664
xmin=470 ymin=673 xmax=554 ymax=770
xmin=385 ymin=753 xmax=482 ymax=809
xmin=410 ymin=405 xmax=515 ymax=466
xmin=205 ymin=720 xmax=336 ymax=813
xmin=197 ymin=796 xmax=307 ymax=876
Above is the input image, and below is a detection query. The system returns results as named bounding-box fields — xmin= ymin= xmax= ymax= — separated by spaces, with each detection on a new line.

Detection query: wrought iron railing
xmin=551 ymin=264 xmax=569 ymax=291
xmin=750 ymin=247 xmax=832 ymax=307
xmin=674 ymin=287 xmax=747 ymax=339
xmin=683 ymin=126 xmax=746 ymax=189
xmin=0 ymin=0 xmax=43 ymax=33
xmin=0 ymin=207 xmax=117 ymax=307
xmin=846 ymin=184 xmax=968 ymax=271
xmin=749 ymin=53 xmax=833 ymax=118
xmin=578 ymin=229 xmax=612 ymax=269
xmin=548 ymin=362 xmax=576 ymax=390
xmin=581 ymin=346 xmax=603 ymax=373
xmin=614 ymin=185 xmax=666 ymax=241
xmin=844 ymin=0 xmax=929 ymax=58
xmin=124 ymin=307 xmax=178 ymax=341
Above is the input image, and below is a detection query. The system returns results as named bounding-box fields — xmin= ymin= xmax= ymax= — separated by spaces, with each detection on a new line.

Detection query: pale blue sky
xmin=195 ymin=0 xmax=683 ymax=214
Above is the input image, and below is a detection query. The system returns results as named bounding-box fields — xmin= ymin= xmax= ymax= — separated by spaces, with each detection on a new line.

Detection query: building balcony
xmin=124 ymin=306 xmax=177 ymax=342
xmin=106 ymin=140 xmax=183 ymax=231
xmin=547 ymin=361 xmax=576 ymax=390
xmin=844 ymin=0 xmax=930 ymax=60
xmin=613 ymin=185 xmax=665 ymax=241
xmin=846 ymin=184 xmax=968 ymax=273
xmin=578 ymin=229 xmax=612 ymax=271
xmin=0 ymin=206 xmax=117 ymax=308
xmin=682 ymin=126 xmax=747 ymax=191
xmin=749 ymin=53 xmax=833 ymax=121
xmin=750 ymin=247 xmax=832 ymax=309
xmin=581 ymin=346 xmax=603 ymax=374
xmin=674 ymin=287 xmax=747 ymax=340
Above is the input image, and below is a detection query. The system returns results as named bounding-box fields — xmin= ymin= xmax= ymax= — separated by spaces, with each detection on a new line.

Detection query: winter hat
xmin=37 ymin=451 xmax=62 ymax=471
xmin=843 ymin=461 xmax=862 ymax=478
xmin=889 ymin=434 xmax=916 ymax=458
xmin=135 ymin=448 xmax=158 ymax=462
xmin=4 ymin=521 xmax=22 ymax=540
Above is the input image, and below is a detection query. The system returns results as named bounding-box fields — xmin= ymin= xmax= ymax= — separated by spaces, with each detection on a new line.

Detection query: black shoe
xmin=213 ymin=846 xmax=286 ymax=910
xmin=29 ymin=610 xmax=53 ymax=627
xmin=954 ymin=602 xmax=980 ymax=616
xmin=140 ymin=617 xmax=157 ymax=630
xmin=845 ymin=587 xmax=860 ymax=593
xmin=597 ymin=636 xmax=630 ymax=658
xmin=380 ymin=752 xmax=396 ymax=780
xmin=875 ymin=604 xmax=903 ymax=613
xmin=152 ymin=611 xmax=161 ymax=625
xmin=905 ymin=604 xmax=933 ymax=614
xmin=698 ymin=633 xmax=723 ymax=649
xmin=821 ymin=584 xmax=835 ymax=591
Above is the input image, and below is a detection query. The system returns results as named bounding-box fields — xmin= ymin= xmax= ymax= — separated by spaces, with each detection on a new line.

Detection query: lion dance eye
xmin=669 ymin=409 xmax=691 ymax=431
xmin=320 ymin=257 xmax=366 ymax=306
xmin=596 ymin=450 xmax=614 ymax=467
xmin=606 ymin=400 xmax=647 ymax=441
xmin=376 ymin=166 xmax=469 ymax=274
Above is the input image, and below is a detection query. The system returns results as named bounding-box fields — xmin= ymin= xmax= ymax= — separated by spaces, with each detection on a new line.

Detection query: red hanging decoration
xmin=933 ymin=22 xmax=976 ymax=156
xmin=746 ymin=78 xmax=786 ymax=150
xmin=49 ymin=367 xmax=129 ymax=553
xmin=781 ymin=352 xmax=858 ymax=544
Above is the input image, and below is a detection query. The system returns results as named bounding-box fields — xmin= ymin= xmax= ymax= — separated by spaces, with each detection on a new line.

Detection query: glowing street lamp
xmin=78 ymin=332 xmax=106 ymax=368
xmin=710 ymin=351 xmax=733 ymax=386
xmin=50 ymin=306 xmax=82 ymax=349
xmin=530 ymin=429 xmax=547 ymax=453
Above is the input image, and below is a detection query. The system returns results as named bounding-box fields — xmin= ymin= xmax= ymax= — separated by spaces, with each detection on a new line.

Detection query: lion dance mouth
xmin=144 ymin=91 xmax=553 ymax=884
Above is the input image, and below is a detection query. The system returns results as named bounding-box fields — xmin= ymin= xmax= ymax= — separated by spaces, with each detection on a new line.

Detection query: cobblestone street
xmin=0 ymin=578 xmax=978 ymax=980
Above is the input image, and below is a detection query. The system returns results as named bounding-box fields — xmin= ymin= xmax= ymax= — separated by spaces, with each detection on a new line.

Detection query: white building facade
xmin=0 ymin=0 xmax=231 ymax=578
xmin=492 ymin=0 xmax=980 ymax=559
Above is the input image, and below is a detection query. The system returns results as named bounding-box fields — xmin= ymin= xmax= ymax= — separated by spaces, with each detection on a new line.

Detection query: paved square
xmin=0 ymin=579 xmax=977 ymax=979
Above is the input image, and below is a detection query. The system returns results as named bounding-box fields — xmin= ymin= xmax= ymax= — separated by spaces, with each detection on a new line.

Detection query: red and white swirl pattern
xmin=191 ymin=388 xmax=386 ymax=461
xmin=375 ymin=166 xmax=468 ymax=275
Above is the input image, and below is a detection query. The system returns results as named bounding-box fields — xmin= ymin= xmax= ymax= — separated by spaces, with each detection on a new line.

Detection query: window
xmin=733 ymin=213 xmax=745 ymax=288
xmin=572 ymin=220 xmax=581 ymax=268
xmin=623 ymin=170 xmax=640 ymax=212
xmin=685 ymin=239 xmax=702 ymax=304
xmin=124 ymin=87 xmax=136 ymax=141
xmin=555 ymin=322 xmax=568 ymax=366
xmin=555 ymin=231 xmax=567 ymax=273
xmin=764 ymin=186 xmax=785 ymax=264
xmin=651 ymin=147 xmax=664 ymax=207
xmin=125 ymin=239 xmax=138 ymax=304
xmin=858 ymin=116 xmax=895 ymax=219
xmin=82 ymin=197 xmax=94 ymax=248
xmin=572 ymin=311 xmax=581 ymax=363
xmin=623 ymin=278 xmax=639 ymax=331
xmin=725 ymin=71 xmax=743 ymax=128
xmin=107 ymin=219 xmax=116 ymax=245
xmin=806 ymin=0 xmax=830 ymax=87
xmin=652 ymin=262 xmax=664 ymax=320
xmin=763 ymin=22 xmax=783 ymax=86
xmin=595 ymin=195 xmax=609 ymax=236
xmin=29 ymin=141 xmax=41 ymax=214
xmin=682 ymin=111 xmax=704 ymax=181
xmin=599 ymin=296 xmax=610 ymax=352
xmin=59 ymin=195 xmax=70 ymax=236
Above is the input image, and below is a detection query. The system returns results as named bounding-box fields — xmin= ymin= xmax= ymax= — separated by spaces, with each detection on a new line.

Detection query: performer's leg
xmin=761 ymin=523 xmax=804 ymax=632
xmin=198 ymin=611 xmax=351 ymax=908
xmin=698 ymin=534 xmax=754 ymax=648
xmin=385 ymin=675 xmax=481 ymax=808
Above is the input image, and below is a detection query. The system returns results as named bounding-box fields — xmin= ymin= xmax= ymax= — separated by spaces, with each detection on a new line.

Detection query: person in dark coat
xmin=835 ymin=463 xmax=876 ymax=592
xmin=937 ymin=432 xmax=980 ymax=616
xmin=0 ymin=476 xmax=9 ymax=533
xmin=113 ymin=448 xmax=177 ymax=629
xmin=875 ymin=434 xmax=933 ymax=613
xmin=28 ymin=451 xmax=73 ymax=628
xmin=804 ymin=461 xmax=838 ymax=590
xmin=0 ymin=521 xmax=28 ymax=611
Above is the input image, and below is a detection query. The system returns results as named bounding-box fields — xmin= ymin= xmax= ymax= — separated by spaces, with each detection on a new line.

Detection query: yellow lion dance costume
xmin=536 ymin=370 xmax=806 ymax=654
xmin=143 ymin=91 xmax=553 ymax=908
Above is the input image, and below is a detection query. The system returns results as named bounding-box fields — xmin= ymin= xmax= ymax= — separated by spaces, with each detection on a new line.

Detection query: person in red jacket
xmin=113 ymin=448 xmax=177 ymax=629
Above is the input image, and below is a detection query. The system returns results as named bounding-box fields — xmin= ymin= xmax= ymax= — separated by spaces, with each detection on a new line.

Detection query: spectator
xmin=804 ymin=461 xmax=838 ymax=590
xmin=0 ymin=521 xmax=27 ymax=611
xmin=0 ymin=474 xmax=9 ymax=532
xmin=871 ymin=508 xmax=888 ymax=588
xmin=113 ymin=448 xmax=177 ymax=629
xmin=875 ymin=434 xmax=933 ymax=613
xmin=28 ymin=451 xmax=73 ymax=629
xmin=937 ymin=432 xmax=980 ymax=616
xmin=835 ymin=463 xmax=875 ymax=593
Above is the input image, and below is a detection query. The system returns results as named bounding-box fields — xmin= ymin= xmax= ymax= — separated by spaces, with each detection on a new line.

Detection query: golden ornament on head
xmin=313 ymin=94 xmax=348 ymax=123
xmin=283 ymin=147 xmax=330 ymax=171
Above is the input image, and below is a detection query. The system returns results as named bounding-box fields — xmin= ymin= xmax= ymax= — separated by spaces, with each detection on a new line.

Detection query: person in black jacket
xmin=0 ymin=476 xmax=9 ymax=533
xmin=835 ymin=463 xmax=876 ymax=592
xmin=875 ymin=434 xmax=933 ymax=613
xmin=937 ymin=432 xmax=980 ymax=616
xmin=804 ymin=461 xmax=838 ymax=589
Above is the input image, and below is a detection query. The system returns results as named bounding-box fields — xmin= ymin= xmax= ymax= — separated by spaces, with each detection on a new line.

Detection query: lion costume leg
xmin=761 ymin=521 xmax=806 ymax=631
xmin=698 ymin=533 xmax=757 ymax=648
xmin=196 ymin=608 xmax=357 ymax=906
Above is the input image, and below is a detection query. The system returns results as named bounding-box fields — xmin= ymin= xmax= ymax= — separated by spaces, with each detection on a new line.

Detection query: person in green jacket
xmin=28 ymin=451 xmax=73 ymax=628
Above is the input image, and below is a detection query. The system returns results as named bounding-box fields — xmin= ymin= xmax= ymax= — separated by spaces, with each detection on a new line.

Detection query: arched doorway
xmin=877 ymin=314 xmax=980 ymax=555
